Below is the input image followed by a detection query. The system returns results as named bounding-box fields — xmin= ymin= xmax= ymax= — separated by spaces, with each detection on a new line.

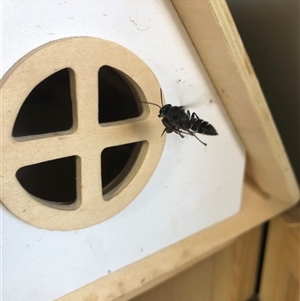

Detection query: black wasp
xmin=142 ymin=89 xmax=218 ymax=146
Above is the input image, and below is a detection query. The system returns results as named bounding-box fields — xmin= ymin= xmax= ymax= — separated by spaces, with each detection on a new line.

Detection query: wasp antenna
xmin=140 ymin=101 xmax=161 ymax=109
xmin=160 ymin=88 xmax=164 ymax=107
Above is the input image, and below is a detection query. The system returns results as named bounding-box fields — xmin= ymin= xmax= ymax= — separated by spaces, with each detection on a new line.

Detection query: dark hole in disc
xmin=16 ymin=156 xmax=77 ymax=205
xmin=12 ymin=68 xmax=73 ymax=137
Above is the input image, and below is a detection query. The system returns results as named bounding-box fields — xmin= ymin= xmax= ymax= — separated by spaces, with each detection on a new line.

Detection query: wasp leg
xmin=161 ymin=128 xmax=167 ymax=137
xmin=172 ymin=128 xmax=186 ymax=138
xmin=193 ymin=135 xmax=207 ymax=146
xmin=179 ymin=128 xmax=207 ymax=146
xmin=171 ymin=128 xmax=206 ymax=145
xmin=177 ymin=129 xmax=192 ymax=137
xmin=189 ymin=131 xmax=207 ymax=146
xmin=191 ymin=112 xmax=200 ymax=120
xmin=186 ymin=110 xmax=191 ymax=119
xmin=174 ymin=128 xmax=194 ymax=137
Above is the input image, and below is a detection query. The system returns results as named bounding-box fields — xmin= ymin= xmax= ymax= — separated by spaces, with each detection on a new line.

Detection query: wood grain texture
xmin=260 ymin=205 xmax=300 ymax=301
xmin=212 ymin=226 xmax=262 ymax=301
xmin=131 ymin=225 xmax=262 ymax=301
xmin=131 ymin=258 xmax=214 ymax=301
xmin=56 ymin=180 xmax=290 ymax=301
xmin=170 ymin=0 xmax=299 ymax=203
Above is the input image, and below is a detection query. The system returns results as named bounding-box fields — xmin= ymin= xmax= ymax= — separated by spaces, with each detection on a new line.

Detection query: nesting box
xmin=1 ymin=0 xmax=298 ymax=300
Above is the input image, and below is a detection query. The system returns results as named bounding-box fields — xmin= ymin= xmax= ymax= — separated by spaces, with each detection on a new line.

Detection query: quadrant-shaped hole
xmin=16 ymin=156 xmax=78 ymax=206
xmin=12 ymin=68 xmax=74 ymax=137
xmin=101 ymin=141 xmax=146 ymax=200
xmin=98 ymin=65 xmax=142 ymax=123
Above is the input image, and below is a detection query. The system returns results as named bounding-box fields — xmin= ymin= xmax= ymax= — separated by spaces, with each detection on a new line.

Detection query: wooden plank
xmin=259 ymin=205 xmax=300 ymax=301
xmin=56 ymin=180 xmax=290 ymax=301
xmin=131 ymin=257 xmax=214 ymax=301
xmin=212 ymin=226 xmax=262 ymax=301
xmin=170 ymin=0 xmax=299 ymax=203
xmin=132 ymin=226 xmax=262 ymax=301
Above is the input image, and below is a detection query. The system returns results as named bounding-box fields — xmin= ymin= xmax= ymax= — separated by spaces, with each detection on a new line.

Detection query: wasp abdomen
xmin=191 ymin=119 xmax=218 ymax=136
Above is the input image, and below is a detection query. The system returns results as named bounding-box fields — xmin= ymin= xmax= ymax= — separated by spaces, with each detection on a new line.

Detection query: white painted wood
xmin=1 ymin=0 xmax=245 ymax=300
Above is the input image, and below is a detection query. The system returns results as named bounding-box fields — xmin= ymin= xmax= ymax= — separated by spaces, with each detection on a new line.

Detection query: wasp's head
xmin=158 ymin=104 xmax=172 ymax=118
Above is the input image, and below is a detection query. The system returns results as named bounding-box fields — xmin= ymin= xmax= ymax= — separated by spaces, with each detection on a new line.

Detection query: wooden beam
xmin=171 ymin=0 xmax=299 ymax=203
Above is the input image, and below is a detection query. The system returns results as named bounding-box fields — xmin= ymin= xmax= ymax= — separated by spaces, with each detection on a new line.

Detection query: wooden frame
xmin=57 ymin=0 xmax=299 ymax=299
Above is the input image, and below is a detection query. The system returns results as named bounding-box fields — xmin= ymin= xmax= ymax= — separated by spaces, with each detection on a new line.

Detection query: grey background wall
xmin=226 ymin=0 xmax=300 ymax=185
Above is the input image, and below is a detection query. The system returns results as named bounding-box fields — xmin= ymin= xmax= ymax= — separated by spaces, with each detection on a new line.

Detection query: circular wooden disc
xmin=1 ymin=37 xmax=165 ymax=230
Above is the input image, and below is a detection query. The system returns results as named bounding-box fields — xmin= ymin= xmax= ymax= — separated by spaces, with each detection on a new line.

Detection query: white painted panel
xmin=1 ymin=0 xmax=245 ymax=300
